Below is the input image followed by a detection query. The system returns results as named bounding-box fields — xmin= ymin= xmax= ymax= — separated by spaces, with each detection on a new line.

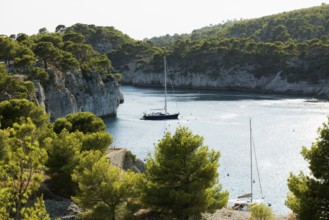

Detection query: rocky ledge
xmin=34 ymin=70 xmax=123 ymax=121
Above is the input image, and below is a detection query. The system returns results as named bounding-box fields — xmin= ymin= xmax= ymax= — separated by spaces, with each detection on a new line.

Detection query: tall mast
xmin=164 ymin=57 xmax=167 ymax=114
xmin=250 ymin=118 xmax=253 ymax=202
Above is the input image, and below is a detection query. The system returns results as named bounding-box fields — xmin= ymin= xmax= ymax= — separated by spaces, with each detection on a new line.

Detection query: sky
xmin=1 ymin=0 xmax=329 ymax=40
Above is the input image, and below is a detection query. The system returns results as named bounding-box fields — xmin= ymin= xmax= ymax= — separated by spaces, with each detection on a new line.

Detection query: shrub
xmin=248 ymin=203 xmax=273 ymax=220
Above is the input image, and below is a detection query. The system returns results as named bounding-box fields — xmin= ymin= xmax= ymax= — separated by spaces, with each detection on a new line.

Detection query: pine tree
xmin=0 ymin=118 xmax=49 ymax=219
xmin=286 ymin=117 xmax=329 ymax=219
xmin=142 ymin=126 xmax=229 ymax=219
xmin=72 ymin=151 xmax=142 ymax=220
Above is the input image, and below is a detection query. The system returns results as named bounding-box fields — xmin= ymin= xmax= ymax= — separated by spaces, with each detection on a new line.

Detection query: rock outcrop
xmin=35 ymin=70 xmax=122 ymax=121
xmin=121 ymin=63 xmax=329 ymax=98
xmin=106 ymin=148 xmax=145 ymax=173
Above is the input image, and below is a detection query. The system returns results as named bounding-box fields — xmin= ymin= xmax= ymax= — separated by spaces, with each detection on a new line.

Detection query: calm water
xmin=104 ymin=86 xmax=329 ymax=214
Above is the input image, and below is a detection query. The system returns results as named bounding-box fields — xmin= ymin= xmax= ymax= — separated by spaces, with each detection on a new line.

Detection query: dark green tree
xmin=54 ymin=112 xmax=106 ymax=134
xmin=56 ymin=51 xmax=79 ymax=71
xmin=72 ymin=151 xmax=142 ymax=220
xmin=29 ymin=67 xmax=49 ymax=82
xmin=0 ymin=65 xmax=34 ymax=100
xmin=0 ymin=36 xmax=18 ymax=67
xmin=38 ymin=27 xmax=48 ymax=34
xmin=48 ymin=112 xmax=112 ymax=195
xmin=55 ymin=24 xmax=66 ymax=33
xmin=33 ymin=41 xmax=59 ymax=69
xmin=63 ymin=32 xmax=86 ymax=44
xmin=286 ymin=117 xmax=329 ymax=219
xmin=13 ymin=45 xmax=36 ymax=70
xmin=36 ymin=33 xmax=63 ymax=48
xmin=45 ymin=129 xmax=82 ymax=196
xmin=142 ymin=126 xmax=229 ymax=219
xmin=0 ymin=99 xmax=48 ymax=129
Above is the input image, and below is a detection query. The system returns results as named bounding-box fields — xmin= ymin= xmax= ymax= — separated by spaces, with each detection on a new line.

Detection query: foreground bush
xmin=142 ymin=126 xmax=229 ymax=220
xmin=286 ymin=117 xmax=329 ymax=219
xmin=248 ymin=203 xmax=273 ymax=220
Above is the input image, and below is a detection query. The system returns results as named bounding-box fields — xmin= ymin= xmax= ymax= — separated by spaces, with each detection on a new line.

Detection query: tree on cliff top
xmin=286 ymin=117 xmax=329 ymax=219
xmin=142 ymin=126 xmax=229 ymax=219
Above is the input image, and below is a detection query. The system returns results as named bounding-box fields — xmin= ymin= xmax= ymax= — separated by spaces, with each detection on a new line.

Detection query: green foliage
xmin=36 ymin=33 xmax=63 ymax=49
xmin=49 ymin=112 xmax=112 ymax=196
xmin=13 ymin=45 xmax=36 ymax=70
xmin=33 ymin=41 xmax=60 ymax=69
xmin=286 ymin=117 xmax=329 ymax=219
xmin=63 ymin=40 xmax=112 ymax=74
xmin=248 ymin=203 xmax=273 ymax=220
xmin=66 ymin=23 xmax=133 ymax=47
xmin=142 ymin=126 xmax=229 ymax=219
xmin=21 ymin=196 xmax=50 ymax=220
xmin=113 ymin=73 xmax=122 ymax=81
xmin=0 ymin=36 xmax=18 ymax=66
xmin=28 ymin=67 xmax=49 ymax=82
xmin=55 ymin=24 xmax=66 ymax=33
xmin=0 ymin=129 xmax=9 ymax=160
xmin=108 ymin=40 xmax=162 ymax=68
xmin=63 ymin=32 xmax=86 ymax=44
xmin=0 ymin=119 xmax=49 ymax=219
xmin=56 ymin=50 xmax=79 ymax=71
xmin=38 ymin=27 xmax=48 ymax=34
xmin=1 ymin=26 xmax=113 ymax=75
xmin=45 ymin=129 xmax=82 ymax=196
xmin=107 ymin=4 xmax=329 ymax=84
xmin=53 ymin=117 xmax=72 ymax=134
xmin=81 ymin=132 xmax=112 ymax=153
xmin=54 ymin=112 xmax=106 ymax=134
xmin=0 ymin=99 xmax=48 ymax=129
xmin=72 ymin=151 xmax=142 ymax=220
xmin=0 ymin=65 xmax=35 ymax=100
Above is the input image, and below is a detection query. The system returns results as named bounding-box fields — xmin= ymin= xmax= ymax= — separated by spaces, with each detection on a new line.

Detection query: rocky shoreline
xmin=121 ymin=63 xmax=329 ymax=100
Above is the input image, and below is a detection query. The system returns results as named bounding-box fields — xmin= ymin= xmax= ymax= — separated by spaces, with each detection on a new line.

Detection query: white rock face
xmin=122 ymin=66 xmax=329 ymax=98
xmin=36 ymin=70 xmax=122 ymax=121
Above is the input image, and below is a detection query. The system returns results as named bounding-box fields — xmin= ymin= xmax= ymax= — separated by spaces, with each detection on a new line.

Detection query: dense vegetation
xmin=0 ymin=99 xmax=228 ymax=218
xmin=0 ymin=24 xmax=117 ymax=80
xmin=107 ymin=3 xmax=329 ymax=84
xmin=0 ymin=93 xmax=118 ymax=218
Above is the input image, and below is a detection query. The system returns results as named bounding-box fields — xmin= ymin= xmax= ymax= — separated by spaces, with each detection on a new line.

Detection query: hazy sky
xmin=1 ymin=0 xmax=329 ymax=39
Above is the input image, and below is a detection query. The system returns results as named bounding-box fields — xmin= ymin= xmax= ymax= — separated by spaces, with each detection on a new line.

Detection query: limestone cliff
xmin=35 ymin=70 xmax=122 ymax=121
xmin=121 ymin=63 xmax=329 ymax=98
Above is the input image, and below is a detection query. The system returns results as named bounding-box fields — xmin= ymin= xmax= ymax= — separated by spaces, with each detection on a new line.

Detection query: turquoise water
xmin=104 ymin=86 xmax=329 ymax=214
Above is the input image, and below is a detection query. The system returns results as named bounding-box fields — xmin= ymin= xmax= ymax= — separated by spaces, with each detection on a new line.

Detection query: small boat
xmin=142 ymin=57 xmax=179 ymax=120
xmin=231 ymin=118 xmax=269 ymax=210
xmin=143 ymin=112 xmax=179 ymax=120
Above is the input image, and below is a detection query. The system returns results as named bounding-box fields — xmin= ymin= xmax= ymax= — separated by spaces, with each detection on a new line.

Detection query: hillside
xmin=147 ymin=3 xmax=329 ymax=44
xmin=0 ymin=25 xmax=124 ymax=120
xmin=3 ymin=4 xmax=329 ymax=101
xmin=104 ymin=3 xmax=329 ymax=98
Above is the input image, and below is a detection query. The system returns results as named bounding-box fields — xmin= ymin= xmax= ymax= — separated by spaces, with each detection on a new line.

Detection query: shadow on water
xmin=124 ymin=85 xmax=315 ymax=102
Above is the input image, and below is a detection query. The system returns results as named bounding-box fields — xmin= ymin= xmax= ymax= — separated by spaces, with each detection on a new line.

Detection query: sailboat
xmin=232 ymin=118 xmax=266 ymax=211
xmin=142 ymin=57 xmax=179 ymax=120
